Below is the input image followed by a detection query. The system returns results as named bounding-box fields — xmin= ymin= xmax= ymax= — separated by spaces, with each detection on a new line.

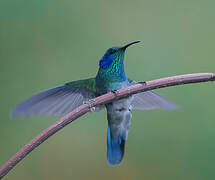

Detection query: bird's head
xmin=99 ymin=41 xmax=141 ymax=69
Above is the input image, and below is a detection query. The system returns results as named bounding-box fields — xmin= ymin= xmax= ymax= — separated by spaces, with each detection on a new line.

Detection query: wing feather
xmin=132 ymin=90 xmax=178 ymax=110
xmin=11 ymin=78 xmax=97 ymax=117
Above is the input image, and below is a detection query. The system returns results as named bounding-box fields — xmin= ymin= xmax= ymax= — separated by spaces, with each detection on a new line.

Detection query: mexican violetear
xmin=11 ymin=41 xmax=178 ymax=166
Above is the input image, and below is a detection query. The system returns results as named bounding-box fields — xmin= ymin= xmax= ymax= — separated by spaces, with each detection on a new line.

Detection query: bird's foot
xmin=111 ymin=90 xmax=120 ymax=96
xmin=139 ymin=81 xmax=147 ymax=85
xmin=83 ymin=99 xmax=96 ymax=112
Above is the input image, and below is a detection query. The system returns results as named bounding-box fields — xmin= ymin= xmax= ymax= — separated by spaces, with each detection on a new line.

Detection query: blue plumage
xmin=107 ymin=125 xmax=125 ymax=166
xmin=99 ymin=53 xmax=114 ymax=69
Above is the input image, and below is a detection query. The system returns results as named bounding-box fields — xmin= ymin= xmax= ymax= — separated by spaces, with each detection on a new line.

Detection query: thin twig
xmin=0 ymin=73 xmax=215 ymax=179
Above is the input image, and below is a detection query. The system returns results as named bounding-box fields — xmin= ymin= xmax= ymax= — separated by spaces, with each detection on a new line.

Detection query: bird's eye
xmin=109 ymin=49 xmax=116 ymax=54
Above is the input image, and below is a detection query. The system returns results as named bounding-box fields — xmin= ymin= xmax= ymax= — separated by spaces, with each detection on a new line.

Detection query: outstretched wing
xmin=127 ymin=79 xmax=178 ymax=110
xmin=11 ymin=78 xmax=98 ymax=117
xmin=132 ymin=91 xmax=178 ymax=110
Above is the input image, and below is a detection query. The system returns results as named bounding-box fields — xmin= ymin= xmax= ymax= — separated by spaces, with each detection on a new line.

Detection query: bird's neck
xmin=96 ymin=60 xmax=126 ymax=83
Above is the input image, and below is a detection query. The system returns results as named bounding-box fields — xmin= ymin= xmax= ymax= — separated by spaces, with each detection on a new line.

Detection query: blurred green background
xmin=0 ymin=0 xmax=215 ymax=179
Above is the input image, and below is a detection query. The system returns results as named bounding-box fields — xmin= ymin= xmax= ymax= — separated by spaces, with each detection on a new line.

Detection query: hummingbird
xmin=11 ymin=41 xmax=178 ymax=166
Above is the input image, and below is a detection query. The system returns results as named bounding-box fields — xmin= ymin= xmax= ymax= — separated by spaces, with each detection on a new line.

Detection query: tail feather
xmin=107 ymin=125 xmax=125 ymax=166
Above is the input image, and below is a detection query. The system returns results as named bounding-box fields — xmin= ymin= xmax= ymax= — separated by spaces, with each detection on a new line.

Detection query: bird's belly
xmin=106 ymin=96 xmax=133 ymax=141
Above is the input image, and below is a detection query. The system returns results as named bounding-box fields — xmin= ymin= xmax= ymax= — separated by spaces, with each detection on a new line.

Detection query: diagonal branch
xmin=0 ymin=73 xmax=215 ymax=179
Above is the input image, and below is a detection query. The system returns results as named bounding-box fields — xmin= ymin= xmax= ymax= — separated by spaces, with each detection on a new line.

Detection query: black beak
xmin=121 ymin=40 xmax=141 ymax=50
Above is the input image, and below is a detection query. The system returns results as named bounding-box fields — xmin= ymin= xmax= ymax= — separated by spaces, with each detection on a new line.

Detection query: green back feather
xmin=66 ymin=78 xmax=96 ymax=93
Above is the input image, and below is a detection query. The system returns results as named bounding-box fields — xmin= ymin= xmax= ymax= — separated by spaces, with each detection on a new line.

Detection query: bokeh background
xmin=1 ymin=0 xmax=215 ymax=179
